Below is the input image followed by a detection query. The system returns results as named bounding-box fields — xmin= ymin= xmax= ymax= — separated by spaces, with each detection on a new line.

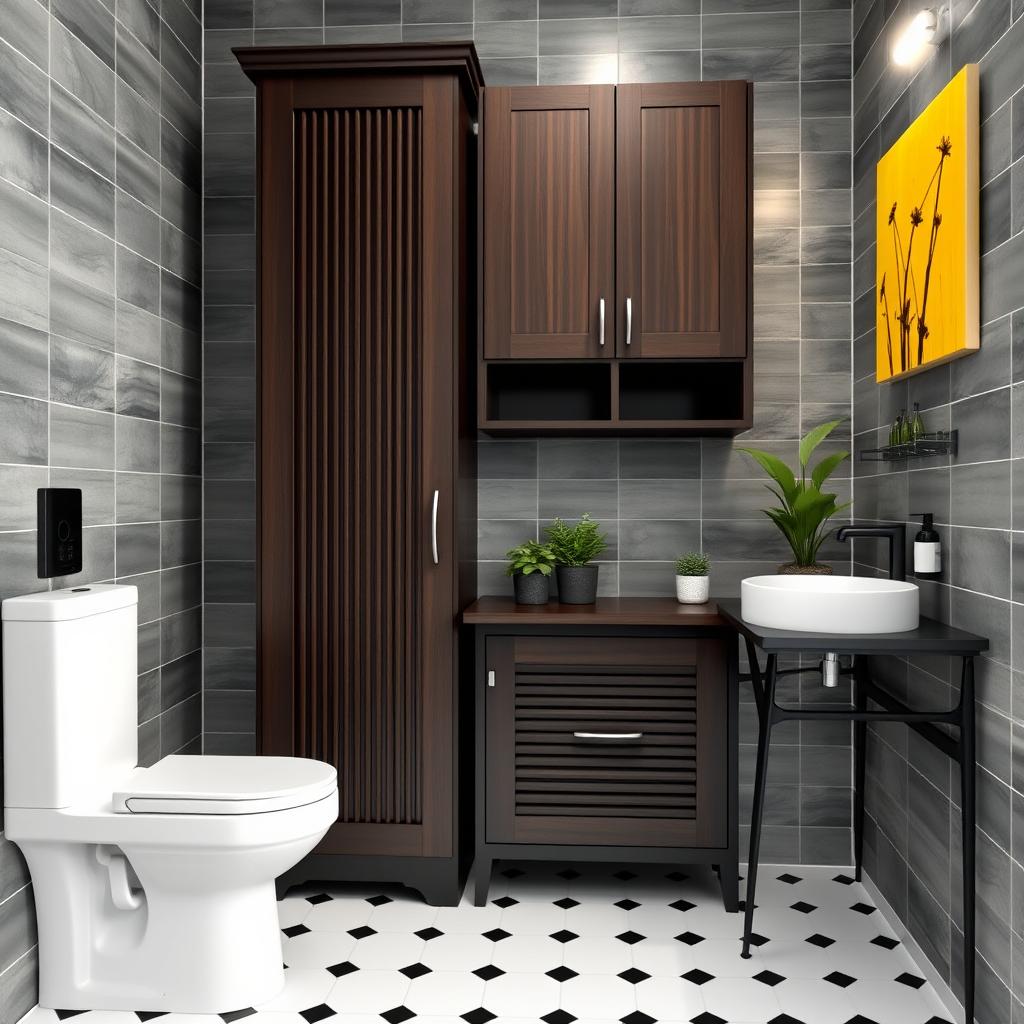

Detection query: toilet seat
xmin=113 ymin=755 xmax=337 ymax=815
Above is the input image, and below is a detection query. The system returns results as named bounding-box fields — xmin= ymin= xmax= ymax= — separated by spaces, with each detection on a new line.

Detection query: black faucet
xmin=836 ymin=524 xmax=906 ymax=581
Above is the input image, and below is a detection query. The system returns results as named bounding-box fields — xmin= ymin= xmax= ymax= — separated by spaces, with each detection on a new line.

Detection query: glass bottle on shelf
xmin=910 ymin=402 xmax=926 ymax=440
xmin=889 ymin=411 xmax=904 ymax=448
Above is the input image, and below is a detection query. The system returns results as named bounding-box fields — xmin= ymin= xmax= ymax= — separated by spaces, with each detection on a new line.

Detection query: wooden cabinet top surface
xmin=462 ymin=596 xmax=727 ymax=627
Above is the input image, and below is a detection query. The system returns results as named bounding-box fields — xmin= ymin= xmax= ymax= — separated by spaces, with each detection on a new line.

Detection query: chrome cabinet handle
xmin=487 ymin=670 xmax=496 ymax=688
xmin=599 ymin=297 xmax=605 ymax=347
xmin=431 ymin=489 xmax=439 ymax=565
xmin=572 ymin=731 xmax=643 ymax=743
xmin=625 ymin=297 xmax=632 ymax=346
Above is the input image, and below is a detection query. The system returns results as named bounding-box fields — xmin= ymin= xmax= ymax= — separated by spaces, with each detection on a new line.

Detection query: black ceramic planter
xmin=513 ymin=571 xmax=550 ymax=605
xmin=556 ymin=564 xmax=599 ymax=604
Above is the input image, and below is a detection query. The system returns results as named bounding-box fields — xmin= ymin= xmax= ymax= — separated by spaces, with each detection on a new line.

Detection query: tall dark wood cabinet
xmin=237 ymin=43 xmax=481 ymax=905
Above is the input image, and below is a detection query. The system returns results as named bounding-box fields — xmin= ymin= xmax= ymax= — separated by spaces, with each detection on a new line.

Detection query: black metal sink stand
xmin=740 ymin=638 xmax=976 ymax=1024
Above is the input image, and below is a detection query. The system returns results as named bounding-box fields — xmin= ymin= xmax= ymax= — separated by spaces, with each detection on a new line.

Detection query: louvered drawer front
xmin=515 ymin=667 xmax=698 ymax=819
xmin=486 ymin=637 xmax=728 ymax=848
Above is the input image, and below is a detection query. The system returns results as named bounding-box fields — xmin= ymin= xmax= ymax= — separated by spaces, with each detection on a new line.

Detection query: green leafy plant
xmin=505 ymin=539 xmax=556 ymax=577
xmin=675 ymin=552 xmax=710 ymax=577
xmin=738 ymin=420 xmax=851 ymax=568
xmin=545 ymin=514 xmax=608 ymax=567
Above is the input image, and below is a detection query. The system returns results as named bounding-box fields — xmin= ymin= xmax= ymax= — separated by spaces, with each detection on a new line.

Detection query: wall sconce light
xmin=892 ymin=8 xmax=938 ymax=67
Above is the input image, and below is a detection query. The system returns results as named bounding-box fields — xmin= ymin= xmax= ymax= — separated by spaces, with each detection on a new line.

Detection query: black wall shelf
xmin=859 ymin=430 xmax=958 ymax=462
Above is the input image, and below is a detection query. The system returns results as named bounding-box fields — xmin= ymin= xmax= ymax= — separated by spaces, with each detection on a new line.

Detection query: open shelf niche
xmin=480 ymin=359 xmax=752 ymax=435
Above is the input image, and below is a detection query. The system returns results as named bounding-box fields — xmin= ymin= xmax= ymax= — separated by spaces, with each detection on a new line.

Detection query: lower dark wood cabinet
xmin=465 ymin=599 xmax=739 ymax=910
xmin=485 ymin=636 xmax=727 ymax=848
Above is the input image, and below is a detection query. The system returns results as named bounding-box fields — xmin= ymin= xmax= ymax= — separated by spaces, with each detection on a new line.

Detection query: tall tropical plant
xmin=738 ymin=420 xmax=850 ymax=569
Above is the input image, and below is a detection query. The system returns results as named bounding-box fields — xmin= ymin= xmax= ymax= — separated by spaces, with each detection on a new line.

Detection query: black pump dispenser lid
xmin=912 ymin=512 xmax=938 ymax=538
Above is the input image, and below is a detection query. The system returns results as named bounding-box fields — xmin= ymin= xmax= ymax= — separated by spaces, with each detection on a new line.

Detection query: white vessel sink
xmin=741 ymin=575 xmax=919 ymax=634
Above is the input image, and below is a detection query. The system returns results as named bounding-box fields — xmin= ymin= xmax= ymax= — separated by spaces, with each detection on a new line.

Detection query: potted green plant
xmin=505 ymin=539 xmax=556 ymax=605
xmin=738 ymin=419 xmax=850 ymax=575
xmin=675 ymin=552 xmax=710 ymax=604
xmin=545 ymin=513 xmax=608 ymax=604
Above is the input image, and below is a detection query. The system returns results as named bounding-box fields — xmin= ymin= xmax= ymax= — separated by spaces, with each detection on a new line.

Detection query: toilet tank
xmin=2 ymin=585 xmax=139 ymax=809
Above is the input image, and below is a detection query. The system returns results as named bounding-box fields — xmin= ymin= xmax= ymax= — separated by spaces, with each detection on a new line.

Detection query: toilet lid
xmin=113 ymin=756 xmax=337 ymax=815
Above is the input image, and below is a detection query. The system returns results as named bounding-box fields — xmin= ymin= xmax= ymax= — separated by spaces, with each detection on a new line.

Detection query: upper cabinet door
xmin=483 ymin=86 xmax=615 ymax=359
xmin=616 ymin=81 xmax=751 ymax=359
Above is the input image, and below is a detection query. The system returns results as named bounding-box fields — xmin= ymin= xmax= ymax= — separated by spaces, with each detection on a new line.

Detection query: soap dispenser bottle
xmin=912 ymin=513 xmax=942 ymax=576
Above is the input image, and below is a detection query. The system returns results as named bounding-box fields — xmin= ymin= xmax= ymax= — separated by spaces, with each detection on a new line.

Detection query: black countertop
xmin=716 ymin=599 xmax=989 ymax=656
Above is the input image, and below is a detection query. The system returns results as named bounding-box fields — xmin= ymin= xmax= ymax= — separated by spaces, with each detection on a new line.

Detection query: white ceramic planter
xmin=676 ymin=574 xmax=710 ymax=604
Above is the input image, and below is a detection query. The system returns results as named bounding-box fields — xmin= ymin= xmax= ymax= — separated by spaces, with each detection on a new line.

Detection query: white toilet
xmin=2 ymin=584 xmax=339 ymax=1013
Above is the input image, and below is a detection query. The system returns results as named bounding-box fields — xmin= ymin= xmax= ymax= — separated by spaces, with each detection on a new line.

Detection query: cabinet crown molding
xmin=234 ymin=42 xmax=484 ymax=111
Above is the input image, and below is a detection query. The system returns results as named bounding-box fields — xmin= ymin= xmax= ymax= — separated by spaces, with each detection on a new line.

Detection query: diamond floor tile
xmin=16 ymin=864 xmax=956 ymax=1024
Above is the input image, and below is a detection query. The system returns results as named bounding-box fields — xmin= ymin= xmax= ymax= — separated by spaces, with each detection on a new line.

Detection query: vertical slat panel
xmin=292 ymin=105 xmax=423 ymax=825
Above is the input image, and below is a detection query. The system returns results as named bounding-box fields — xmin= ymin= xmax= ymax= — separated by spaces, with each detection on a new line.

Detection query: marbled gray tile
xmin=50 ymin=404 xmax=114 ymax=470
xmin=204 ymin=603 xmax=256 ymax=648
xmin=162 ymin=423 xmax=201 ymax=477
xmin=539 ymin=17 xmax=618 ymax=53
xmin=0 ymin=318 xmax=47 ymax=399
xmin=701 ymin=46 xmax=799 ymax=80
xmin=537 ymin=438 xmax=618 ymax=479
xmin=116 ymin=414 xmax=160 ymax=472
xmin=0 ymin=464 xmax=46 ymax=531
xmin=701 ymin=11 xmax=798 ymax=47
xmin=115 ymin=355 xmax=160 ymax=420
xmin=478 ymin=478 xmax=539 ymax=519
xmin=618 ymin=14 xmax=700 ymax=49
xmin=539 ymin=479 xmax=618 ymax=520
xmin=50 ymin=18 xmax=115 ymax=124
xmin=619 ymin=479 xmax=700 ymax=518
xmin=0 ymin=393 xmax=47 ymax=464
xmin=161 ymin=564 xmax=203 ymax=619
xmin=618 ymin=50 xmax=700 ymax=81
xmin=618 ymin=519 xmax=700 ymax=560
xmin=116 ymin=471 xmax=161 ymax=525
xmin=51 ymin=146 xmax=115 ymax=239
xmin=205 ymin=646 xmax=256 ymax=690
xmin=50 ymin=336 xmax=115 ymax=412
xmin=0 ymin=31 xmax=48 ymax=133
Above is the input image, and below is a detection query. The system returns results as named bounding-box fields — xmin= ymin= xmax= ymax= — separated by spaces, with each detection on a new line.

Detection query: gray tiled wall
xmin=0 ymin=0 xmax=202 ymax=1018
xmin=202 ymin=0 xmax=855 ymax=861
xmin=851 ymin=0 xmax=1024 ymax=1019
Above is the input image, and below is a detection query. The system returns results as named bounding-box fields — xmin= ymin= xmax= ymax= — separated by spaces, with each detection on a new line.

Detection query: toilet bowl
xmin=2 ymin=585 xmax=339 ymax=1013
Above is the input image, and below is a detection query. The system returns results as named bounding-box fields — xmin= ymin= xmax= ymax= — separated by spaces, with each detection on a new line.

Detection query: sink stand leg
xmin=959 ymin=656 xmax=976 ymax=1024
xmin=853 ymin=657 xmax=868 ymax=882
xmin=741 ymin=652 xmax=777 ymax=958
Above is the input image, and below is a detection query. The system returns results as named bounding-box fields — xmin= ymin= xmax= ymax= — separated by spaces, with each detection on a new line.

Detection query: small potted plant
xmin=675 ymin=552 xmax=710 ymax=604
xmin=545 ymin=513 xmax=608 ymax=605
xmin=738 ymin=419 xmax=850 ymax=574
xmin=505 ymin=539 xmax=556 ymax=605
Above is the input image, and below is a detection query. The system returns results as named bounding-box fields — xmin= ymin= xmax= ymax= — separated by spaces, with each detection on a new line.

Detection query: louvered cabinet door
xmin=257 ymin=73 xmax=460 ymax=860
xmin=485 ymin=636 xmax=728 ymax=847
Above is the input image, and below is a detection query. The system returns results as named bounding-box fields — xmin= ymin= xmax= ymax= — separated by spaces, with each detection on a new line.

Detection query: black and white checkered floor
xmin=21 ymin=864 xmax=954 ymax=1024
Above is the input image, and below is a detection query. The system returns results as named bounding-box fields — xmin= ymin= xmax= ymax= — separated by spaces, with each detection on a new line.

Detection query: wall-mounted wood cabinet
xmin=480 ymin=80 xmax=752 ymax=434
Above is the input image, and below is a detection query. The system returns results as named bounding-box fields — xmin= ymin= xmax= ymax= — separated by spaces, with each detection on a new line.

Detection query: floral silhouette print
xmin=880 ymin=136 xmax=952 ymax=373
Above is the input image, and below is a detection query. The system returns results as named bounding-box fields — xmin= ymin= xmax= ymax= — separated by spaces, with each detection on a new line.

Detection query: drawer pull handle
xmin=572 ymin=731 xmax=643 ymax=743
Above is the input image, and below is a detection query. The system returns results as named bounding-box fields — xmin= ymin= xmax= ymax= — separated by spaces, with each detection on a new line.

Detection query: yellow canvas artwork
xmin=875 ymin=63 xmax=980 ymax=383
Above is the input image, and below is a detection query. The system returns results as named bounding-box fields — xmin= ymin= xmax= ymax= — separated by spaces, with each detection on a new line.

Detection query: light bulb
xmin=892 ymin=9 xmax=937 ymax=67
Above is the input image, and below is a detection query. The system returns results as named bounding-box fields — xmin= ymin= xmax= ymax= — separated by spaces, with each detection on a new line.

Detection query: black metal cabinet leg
xmin=853 ymin=657 xmax=869 ymax=882
xmin=473 ymin=855 xmax=493 ymax=908
xmin=718 ymin=858 xmax=739 ymax=914
xmin=960 ymin=657 xmax=976 ymax=1024
xmin=742 ymin=653 xmax=777 ymax=958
